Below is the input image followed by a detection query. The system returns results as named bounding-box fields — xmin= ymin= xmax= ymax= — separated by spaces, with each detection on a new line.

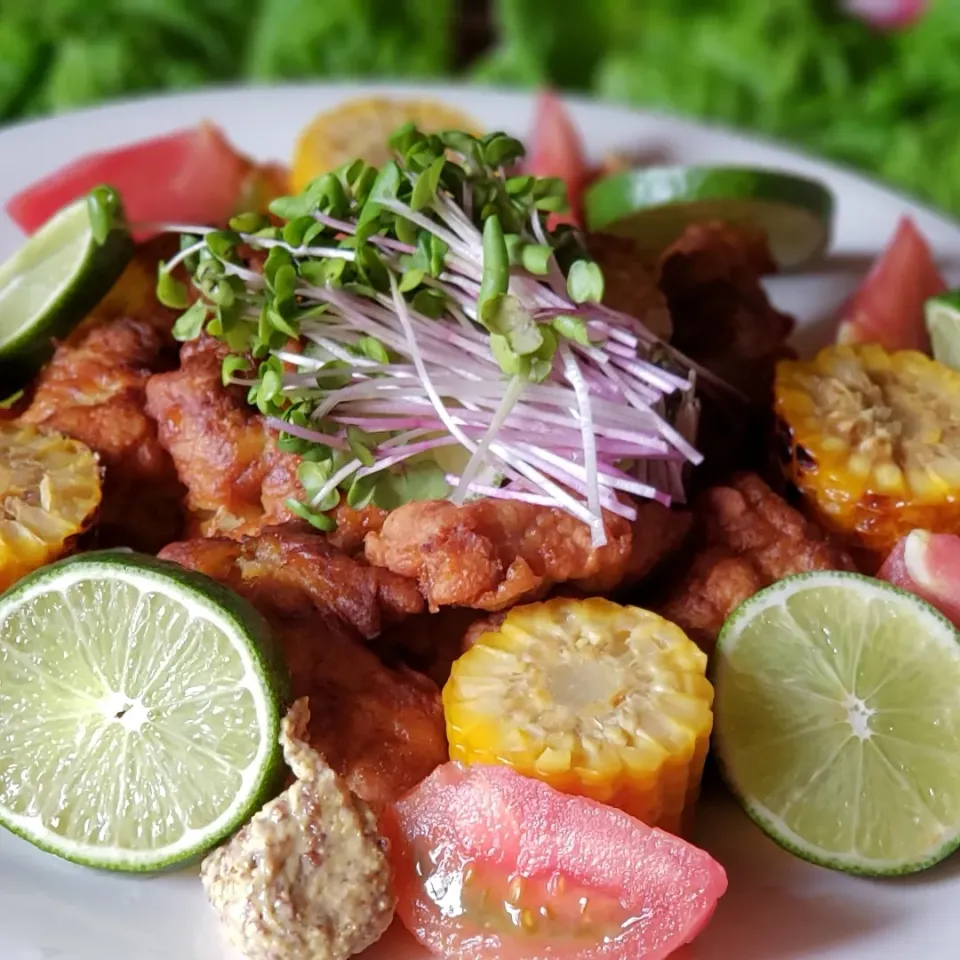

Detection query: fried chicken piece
xmin=372 ymin=606 xmax=490 ymax=687
xmin=20 ymin=240 xmax=185 ymax=551
xmin=160 ymin=527 xmax=444 ymax=812
xmin=161 ymin=525 xmax=423 ymax=634
xmin=201 ymin=698 xmax=394 ymax=960
xmin=328 ymin=501 xmax=388 ymax=555
xmin=657 ymin=222 xmax=795 ymax=401
xmin=145 ymin=335 xmax=388 ymax=549
xmin=145 ymin=335 xmax=300 ymax=537
xmin=658 ymin=473 xmax=856 ymax=653
xmin=365 ymin=498 xmax=690 ymax=612
xmin=585 ymin=233 xmax=673 ymax=340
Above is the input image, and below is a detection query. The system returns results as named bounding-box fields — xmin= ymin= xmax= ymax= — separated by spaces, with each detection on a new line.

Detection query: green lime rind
xmin=583 ymin=166 xmax=835 ymax=270
xmin=712 ymin=569 xmax=960 ymax=878
xmin=925 ymin=290 xmax=960 ymax=372
xmin=0 ymin=550 xmax=289 ymax=873
xmin=0 ymin=188 xmax=133 ymax=387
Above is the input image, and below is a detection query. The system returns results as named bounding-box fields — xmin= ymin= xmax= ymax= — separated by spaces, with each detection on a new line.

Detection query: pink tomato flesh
xmin=836 ymin=216 xmax=945 ymax=352
xmin=843 ymin=0 xmax=927 ymax=29
xmin=383 ymin=762 xmax=727 ymax=960
xmin=878 ymin=529 xmax=960 ymax=627
xmin=525 ymin=90 xmax=589 ymax=228
xmin=6 ymin=124 xmax=259 ymax=240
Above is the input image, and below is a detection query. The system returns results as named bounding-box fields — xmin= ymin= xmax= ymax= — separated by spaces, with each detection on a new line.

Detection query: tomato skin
xmin=879 ymin=530 xmax=960 ymax=628
xmin=5 ymin=124 xmax=259 ymax=240
xmin=843 ymin=0 xmax=927 ymax=29
xmin=836 ymin=216 xmax=946 ymax=352
xmin=383 ymin=762 xmax=727 ymax=960
xmin=526 ymin=90 xmax=589 ymax=228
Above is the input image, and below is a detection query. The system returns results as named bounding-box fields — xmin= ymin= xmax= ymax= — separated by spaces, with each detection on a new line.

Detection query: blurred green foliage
xmin=3 ymin=0 xmax=959 ymax=215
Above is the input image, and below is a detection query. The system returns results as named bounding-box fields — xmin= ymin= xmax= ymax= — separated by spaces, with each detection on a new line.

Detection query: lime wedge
xmin=925 ymin=290 xmax=960 ymax=371
xmin=0 ymin=551 xmax=288 ymax=872
xmin=583 ymin=166 xmax=834 ymax=269
xmin=713 ymin=570 xmax=960 ymax=876
xmin=0 ymin=187 xmax=133 ymax=385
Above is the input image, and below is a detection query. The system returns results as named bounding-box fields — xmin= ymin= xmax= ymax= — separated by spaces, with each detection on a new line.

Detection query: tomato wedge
xmin=836 ymin=216 xmax=946 ymax=352
xmin=843 ymin=0 xmax=927 ymax=29
xmin=6 ymin=124 xmax=286 ymax=241
xmin=383 ymin=763 xmax=727 ymax=960
xmin=878 ymin=530 xmax=960 ymax=628
xmin=525 ymin=90 xmax=589 ymax=228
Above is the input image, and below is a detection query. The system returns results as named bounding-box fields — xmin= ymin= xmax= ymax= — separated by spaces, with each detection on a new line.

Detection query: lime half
xmin=0 ymin=187 xmax=133 ymax=385
xmin=713 ymin=570 xmax=960 ymax=876
xmin=925 ymin=290 xmax=960 ymax=372
xmin=0 ymin=551 xmax=287 ymax=871
xmin=584 ymin=166 xmax=834 ymax=269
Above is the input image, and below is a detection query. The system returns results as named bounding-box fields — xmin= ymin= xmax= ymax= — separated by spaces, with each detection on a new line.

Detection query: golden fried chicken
xmin=372 ymin=606 xmax=490 ymax=687
xmin=145 ymin=335 xmax=387 ymax=549
xmin=145 ymin=335 xmax=300 ymax=537
xmin=585 ymin=233 xmax=673 ymax=340
xmin=159 ymin=526 xmax=444 ymax=812
xmin=365 ymin=498 xmax=690 ymax=612
xmin=658 ymin=473 xmax=856 ymax=653
xmin=20 ymin=240 xmax=185 ymax=551
xmin=657 ymin=223 xmax=795 ymax=402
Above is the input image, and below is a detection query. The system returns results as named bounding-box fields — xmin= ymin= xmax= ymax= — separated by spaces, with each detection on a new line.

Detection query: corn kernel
xmin=775 ymin=344 xmax=960 ymax=567
xmin=443 ymin=597 xmax=713 ymax=834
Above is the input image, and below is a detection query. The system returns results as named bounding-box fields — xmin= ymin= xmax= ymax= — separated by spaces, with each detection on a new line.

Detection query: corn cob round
xmin=292 ymin=97 xmax=482 ymax=193
xmin=775 ymin=343 xmax=960 ymax=568
xmin=442 ymin=597 xmax=714 ymax=835
xmin=0 ymin=422 xmax=101 ymax=591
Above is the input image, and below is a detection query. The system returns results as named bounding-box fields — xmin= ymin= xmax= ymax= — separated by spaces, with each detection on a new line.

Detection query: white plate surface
xmin=1 ymin=81 xmax=960 ymax=960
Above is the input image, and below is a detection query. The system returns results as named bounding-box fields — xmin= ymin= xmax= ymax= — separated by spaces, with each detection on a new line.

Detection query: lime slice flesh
xmin=0 ymin=192 xmax=133 ymax=385
xmin=0 ymin=551 xmax=287 ymax=872
xmin=713 ymin=570 xmax=960 ymax=876
xmin=584 ymin=166 xmax=835 ymax=270
xmin=926 ymin=290 xmax=960 ymax=372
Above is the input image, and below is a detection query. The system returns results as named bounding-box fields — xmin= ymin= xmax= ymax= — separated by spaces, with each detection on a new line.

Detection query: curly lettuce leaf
xmin=245 ymin=0 xmax=452 ymax=79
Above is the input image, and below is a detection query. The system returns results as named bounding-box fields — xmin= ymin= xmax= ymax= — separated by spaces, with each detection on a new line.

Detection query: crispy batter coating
xmin=657 ymin=223 xmax=795 ymax=402
xmin=328 ymin=501 xmax=388 ymax=555
xmin=201 ymin=698 xmax=394 ymax=960
xmin=145 ymin=336 xmax=387 ymax=549
xmin=585 ymin=233 xmax=673 ymax=340
xmin=658 ymin=473 xmax=856 ymax=652
xmin=159 ymin=527 xmax=444 ymax=812
xmin=145 ymin=335 xmax=301 ymax=537
xmin=20 ymin=241 xmax=184 ymax=551
xmin=364 ymin=498 xmax=690 ymax=612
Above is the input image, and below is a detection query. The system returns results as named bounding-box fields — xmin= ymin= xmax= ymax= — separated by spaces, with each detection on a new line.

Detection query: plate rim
xmin=2 ymin=79 xmax=959 ymax=238
xmin=1 ymin=78 xmax=960 ymax=960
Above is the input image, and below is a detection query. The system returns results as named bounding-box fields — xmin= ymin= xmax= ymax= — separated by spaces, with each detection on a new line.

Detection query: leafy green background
xmin=3 ymin=0 xmax=958 ymax=215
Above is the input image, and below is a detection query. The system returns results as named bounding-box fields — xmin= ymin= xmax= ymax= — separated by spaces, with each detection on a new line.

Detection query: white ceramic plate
xmin=2 ymin=82 xmax=960 ymax=960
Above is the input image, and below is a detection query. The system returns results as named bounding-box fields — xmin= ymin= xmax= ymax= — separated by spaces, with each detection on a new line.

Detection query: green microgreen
xmin=155 ymin=123 xmax=703 ymax=542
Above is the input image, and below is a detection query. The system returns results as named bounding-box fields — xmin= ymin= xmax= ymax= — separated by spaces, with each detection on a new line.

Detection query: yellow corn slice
xmin=775 ymin=343 xmax=960 ymax=567
xmin=0 ymin=422 xmax=101 ymax=591
xmin=443 ymin=597 xmax=714 ymax=835
xmin=292 ymin=97 xmax=482 ymax=192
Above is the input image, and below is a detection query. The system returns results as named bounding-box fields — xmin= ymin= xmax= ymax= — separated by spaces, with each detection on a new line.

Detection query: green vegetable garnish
xmin=156 ymin=125 xmax=705 ymax=544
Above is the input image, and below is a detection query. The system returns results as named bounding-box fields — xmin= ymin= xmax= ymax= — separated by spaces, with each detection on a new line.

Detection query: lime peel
xmin=0 ymin=189 xmax=133 ymax=386
xmin=584 ymin=165 xmax=834 ymax=269
xmin=0 ymin=551 xmax=288 ymax=872
xmin=713 ymin=569 xmax=960 ymax=877
xmin=925 ymin=290 xmax=960 ymax=372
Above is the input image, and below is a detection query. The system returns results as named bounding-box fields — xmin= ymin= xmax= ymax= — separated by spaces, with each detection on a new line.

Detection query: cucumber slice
xmin=0 ymin=187 xmax=133 ymax=386
xmin=713 ymin=570 xmax=960 ymax=877
xmin=925 ymin=290 xmax=960 ymax=371
xmin=584 ymin=166 xmax=835 ymax=269
xmin=0 ymin=551 xmax=288 ymax=872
